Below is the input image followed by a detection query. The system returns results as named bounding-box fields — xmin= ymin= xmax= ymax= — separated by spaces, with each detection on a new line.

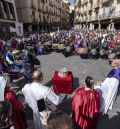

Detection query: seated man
xmin=95 ymin=54 xmax=120 ymax=115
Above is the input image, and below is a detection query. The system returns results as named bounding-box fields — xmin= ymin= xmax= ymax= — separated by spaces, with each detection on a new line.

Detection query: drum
xmin=99 ymin=49 xmax=106 ymax=56
xmin=78 ymin=48 xmax=88 ymax=54
xmin=52 ymin=44 xmax=59 ymax=50
xmin=65 ymin=46 xmax=71 ymax=53
xmin=12 ymin=50 xmax=20 ymax=59
xmin=58 ymin=44 xmax=64 ymax=50
xmin=90 ymin=48 xmax=97 ymax=56
xmin=44 ymin=42 xmax=52 ymax=51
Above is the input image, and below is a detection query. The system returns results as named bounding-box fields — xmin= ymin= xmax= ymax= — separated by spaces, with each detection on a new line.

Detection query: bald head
xmin=33 ymin=69 xmax=43 ymax=83
xmin=111 ymin=54 xmax=120 ymax=68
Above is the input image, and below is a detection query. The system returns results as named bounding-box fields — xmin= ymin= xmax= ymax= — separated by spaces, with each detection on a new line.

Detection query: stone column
xmin=111 ymin=22 xmax=115 ymax=30
xmin=99 ymin=23 xmax=101 ymax=30
xmin=28 ymin=25 xmax=32 ymax=32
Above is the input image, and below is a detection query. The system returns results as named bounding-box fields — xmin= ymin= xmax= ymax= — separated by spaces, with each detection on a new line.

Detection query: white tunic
xmin=95 ymin=77 xmax=119 ymax=115
xmin=22 ymin=82 xmax=61 ymax=129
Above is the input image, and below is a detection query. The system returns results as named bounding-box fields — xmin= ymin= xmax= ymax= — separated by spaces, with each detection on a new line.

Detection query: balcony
xmin=101 ymin=0 xmax=110 ymax=4
xmin=93 ymin=2 xmax=100 ymax=9
xmin=31 ymin=1 xmax=37 ymax=10
xmin=87 ymin=4 xmax=92 ymax=12
xmin=112 ymin=11 xmax=120 ymax=18
xmin=83 ymin=10 xmax=87 ymax=15
xmin=99 ymin=13 xmax=111 ymax=20
xmin=87 ymin=16 xmax=91 ymax=22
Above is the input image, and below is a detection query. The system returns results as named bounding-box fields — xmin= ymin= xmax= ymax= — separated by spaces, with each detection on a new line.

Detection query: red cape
xmin=72 ymin=88 xmax=100 ymax=129
xmin=5 ymin=88 xmax=27 ymax=129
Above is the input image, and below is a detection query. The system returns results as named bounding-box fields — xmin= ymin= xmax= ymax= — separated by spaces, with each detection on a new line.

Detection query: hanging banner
xmin=15 ymin=23 xmax=23 ymax=37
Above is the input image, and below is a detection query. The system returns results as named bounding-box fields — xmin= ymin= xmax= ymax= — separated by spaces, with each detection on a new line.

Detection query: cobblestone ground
xmin=15 ymin=52 xmax=120 ymax=129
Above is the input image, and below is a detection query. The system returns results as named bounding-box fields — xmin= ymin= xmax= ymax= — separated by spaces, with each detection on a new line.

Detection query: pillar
xmin=111 ymin=22 xmax=115 ymax=30
xmin=28 ymin=25 xmax=32 ymax=32
xmin=99 ymin=23 xmax=101 ymax=30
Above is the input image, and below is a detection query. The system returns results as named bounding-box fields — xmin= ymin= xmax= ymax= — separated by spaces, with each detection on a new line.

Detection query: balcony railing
xmin=31 ymin=0 xmax=37 ymax=10
xmin=91 ymin=17 xmax=96 ymax=21
xmin=99 ymin=13 xmax=111 ymax=19
xmin=112 ymin=11 xmax=120 ymax=18
xmin=87 ymin=5 xmax=92 ymax=11
xmin=101 ymin=0 xmax=110 ymax=4
xmin=87 ymin=17 xmax=91 ymax=22
xmin=98 ymin=11 xmax=120 ymax=20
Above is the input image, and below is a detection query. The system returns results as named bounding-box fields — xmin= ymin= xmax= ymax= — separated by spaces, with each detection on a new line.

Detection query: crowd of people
xmin=0 ymin=29 xmax=120 ymax=129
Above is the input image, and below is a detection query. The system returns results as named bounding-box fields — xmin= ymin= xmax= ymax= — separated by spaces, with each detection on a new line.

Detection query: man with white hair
xmin=96 ymin=54 xmax=120 ymax=115
xmin=22 ymin=69 xmax=63 ymax=129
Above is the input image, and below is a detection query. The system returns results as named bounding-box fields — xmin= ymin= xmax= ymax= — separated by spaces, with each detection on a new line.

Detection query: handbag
xmin=30 ymin=85 xmax=57 ymax=112
xmin=37 ymin=98 xmax=46 ymax=112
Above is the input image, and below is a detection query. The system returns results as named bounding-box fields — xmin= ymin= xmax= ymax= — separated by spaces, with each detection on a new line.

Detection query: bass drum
xmin=90 ymin=48 xmax=97 ymax=56
xmin=65 ymin=46 xmax=71 ymax=53
xmin=77 ymin=48 xmax=88 ymax=54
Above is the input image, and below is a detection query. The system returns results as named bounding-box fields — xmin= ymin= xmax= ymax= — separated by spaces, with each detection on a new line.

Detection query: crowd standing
xmin=0 ymin=29 xmax=120 ymax=129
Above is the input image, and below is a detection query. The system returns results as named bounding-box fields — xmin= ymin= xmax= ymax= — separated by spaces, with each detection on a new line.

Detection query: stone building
xmin=74 ymin=0 xmax=120 ymax=30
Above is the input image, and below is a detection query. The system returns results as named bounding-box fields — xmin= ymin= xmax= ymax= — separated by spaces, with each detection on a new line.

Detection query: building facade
xmin=15 ymin=0 xmax=61 ymax=32
xmin=61 ymin=0 xmax=70 ymax=29
xmin=74 ymin=0 xmax=120 ymax=30
xmin=0 ymin=0 xmax=18 ymax=38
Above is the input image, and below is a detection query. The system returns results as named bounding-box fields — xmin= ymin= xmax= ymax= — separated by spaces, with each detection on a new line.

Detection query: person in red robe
xmin=4 ymin=87 xmax=28 ymax=129
xmin=72 ymin=76 xmax=100 ymax=129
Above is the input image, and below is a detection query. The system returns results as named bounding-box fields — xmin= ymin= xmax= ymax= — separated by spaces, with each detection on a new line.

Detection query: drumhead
xmin=65 ymin=46 xmax=71 ymax=52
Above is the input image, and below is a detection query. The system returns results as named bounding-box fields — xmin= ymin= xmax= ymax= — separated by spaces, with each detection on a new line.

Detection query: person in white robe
xmin=22 ymin=69 xmax=63 ymax=129
xmin=95 ymin=55 xmax=120 ymax=115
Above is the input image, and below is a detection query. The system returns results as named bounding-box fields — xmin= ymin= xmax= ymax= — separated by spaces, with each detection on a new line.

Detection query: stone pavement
xmin=16 ymin=52 xmax=120 ymax=129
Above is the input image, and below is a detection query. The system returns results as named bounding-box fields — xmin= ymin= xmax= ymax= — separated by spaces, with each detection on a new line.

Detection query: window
xmin=8 ymin=3 xmax=16 ymax=20
xmin=0 ymin=1 xmax=4 ymax=19
xmin=2 ymin=1 xmax=8 ymax=19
